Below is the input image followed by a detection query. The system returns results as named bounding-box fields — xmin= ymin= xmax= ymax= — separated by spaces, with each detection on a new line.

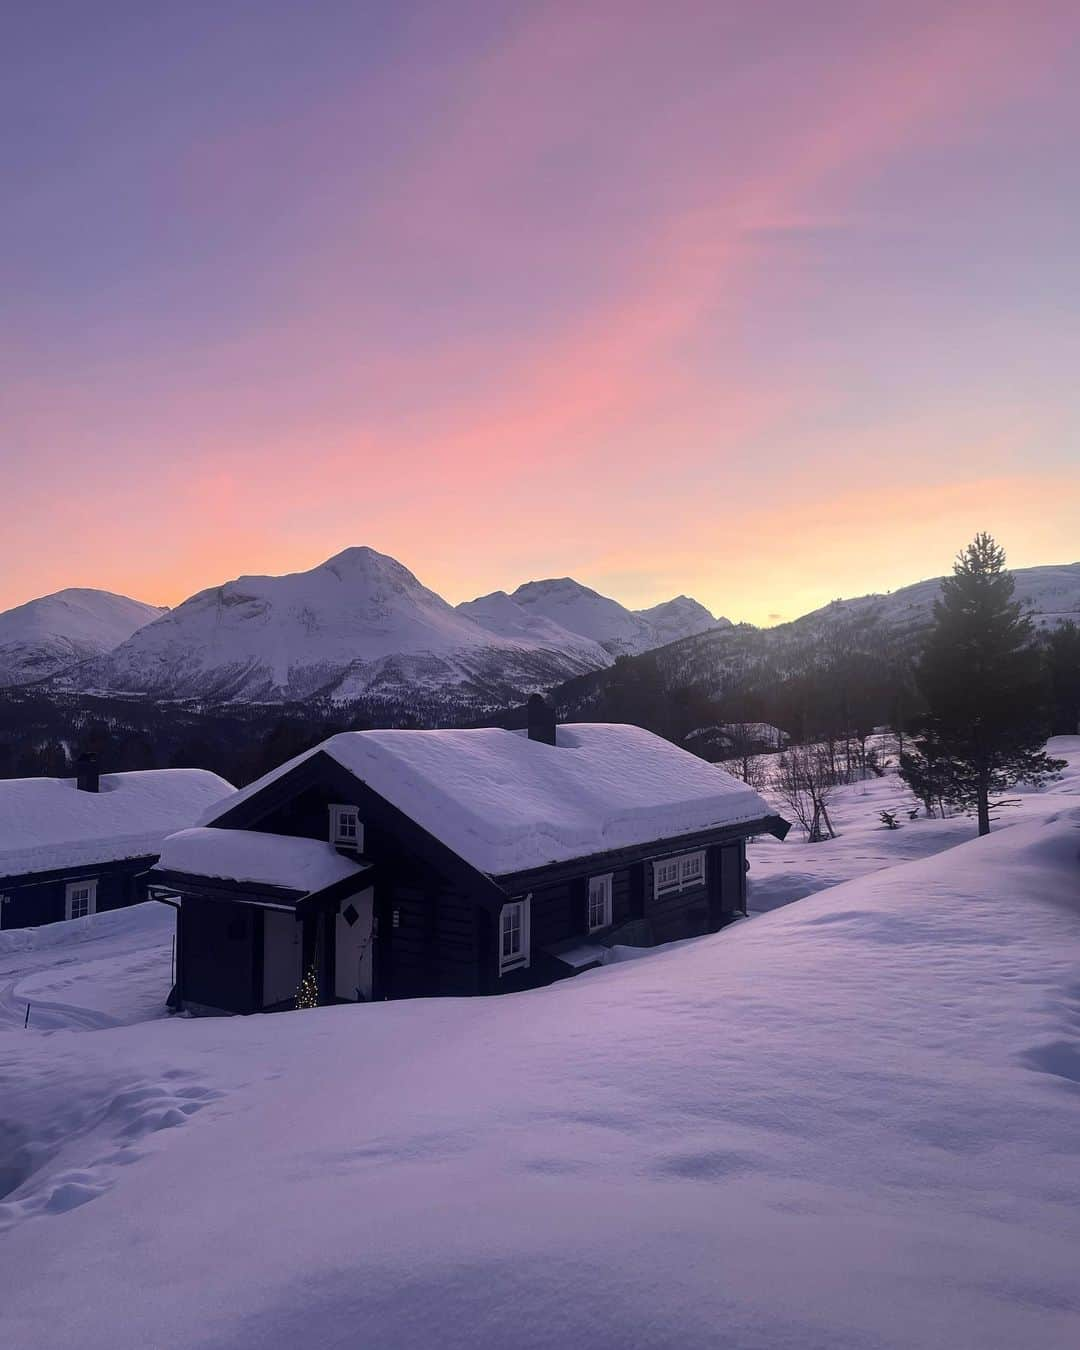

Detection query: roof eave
xmin=491 ymin=812 xmax=792 ymax=889
xmin=149 ymin=862 xmax=374 ymax=915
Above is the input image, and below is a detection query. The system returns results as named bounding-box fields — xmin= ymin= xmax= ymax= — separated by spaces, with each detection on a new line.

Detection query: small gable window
xmin=65 ymin=878 xmax=98 ymax=921
xmin=653 ymin=850 xmax=706 ymax=899
xmin=499 ymin=896 xmax=531 ymax=975
xmin=587 ymin=874 xmax=613 ymax=933
xmin=330 ymin=804 xmax=363 ymax=850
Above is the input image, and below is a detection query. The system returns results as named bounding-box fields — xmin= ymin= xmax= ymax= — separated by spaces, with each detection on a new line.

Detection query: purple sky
xmin=3 ymin=2 xmax=1078 ymax=622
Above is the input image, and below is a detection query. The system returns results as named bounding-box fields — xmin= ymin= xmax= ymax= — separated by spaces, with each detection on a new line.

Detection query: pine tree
xmin=899 ymin=533 xmax=1065 ymax=835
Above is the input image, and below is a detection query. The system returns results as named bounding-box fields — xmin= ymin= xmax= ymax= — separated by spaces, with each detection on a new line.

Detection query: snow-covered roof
xmin=0 ymin=770 xmax=235 ymax=878
xmin=209 ymin=723 xmax=779 ymax=876
xmin=155 ymin=828 xmax=367 ymax=895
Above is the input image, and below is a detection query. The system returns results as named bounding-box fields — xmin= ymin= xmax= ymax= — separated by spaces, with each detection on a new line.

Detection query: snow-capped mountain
xmin=65 ymin=548 xmax=610 ymax=706
xmin=634 ymin=595 xmax=730 ymax=646
xmin=456 ymin=591 xmax=611 ymax=666
xmin=492 ymin=577 xmax=724 ymax=657
xmin=505 ymin=578 xmax=655 ymax=656
xmin=0 ymin=589 xmax=164 ymax=687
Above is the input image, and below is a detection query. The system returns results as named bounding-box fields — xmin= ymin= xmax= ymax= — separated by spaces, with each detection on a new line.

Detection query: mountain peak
xmin=319 ymin=546 xmax=417 ymax=581
xmin=635 ymin=595 xmax=730 ymax=642
xmin=512 ymin=577 xmax=602 ymax=602
xmin=0 ymin=588 xmax=164 ymax=687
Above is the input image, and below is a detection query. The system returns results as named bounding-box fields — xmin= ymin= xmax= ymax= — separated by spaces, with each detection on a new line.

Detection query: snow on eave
xmin=154 ymin=828 xmax=368 ymax=896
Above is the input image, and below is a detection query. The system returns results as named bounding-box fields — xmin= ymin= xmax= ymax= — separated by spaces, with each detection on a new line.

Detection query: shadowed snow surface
xmin=0 ymin=774 xmax=1078 ymax=1348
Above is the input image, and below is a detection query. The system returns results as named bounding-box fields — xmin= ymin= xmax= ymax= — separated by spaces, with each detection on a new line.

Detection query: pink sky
xmin=3 ymin=2 xmax=1078 ymax=624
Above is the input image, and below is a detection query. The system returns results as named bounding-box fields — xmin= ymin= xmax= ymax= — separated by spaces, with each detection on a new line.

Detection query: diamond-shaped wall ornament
xmin=342 ymin=903 xmax=359 ymax=927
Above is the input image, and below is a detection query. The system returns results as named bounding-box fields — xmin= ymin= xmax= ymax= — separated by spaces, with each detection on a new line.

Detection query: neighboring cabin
xmin=0 ymin=756 xmax=234 ymax=929
xmin=685 ymin=722 xmax=790 ymax=761
xmin=153 ymin=701 xmax=790 ymax=1016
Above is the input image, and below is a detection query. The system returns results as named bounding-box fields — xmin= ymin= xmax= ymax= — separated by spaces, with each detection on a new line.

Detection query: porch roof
xmin=153 ymin=828 xmax=368 ymax=898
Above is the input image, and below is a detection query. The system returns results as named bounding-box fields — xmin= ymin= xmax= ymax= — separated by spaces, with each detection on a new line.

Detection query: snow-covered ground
xmin=0 ymin=902 xmax=175 ymax=1032
xmin=1 ymin=742 xmax=1078 ymax=1349
xmin=748 ymin=735 xmax=1080 ymax=912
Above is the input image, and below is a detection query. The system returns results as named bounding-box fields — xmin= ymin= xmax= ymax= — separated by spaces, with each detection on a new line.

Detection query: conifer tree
xmin=899 ymin=533 xmax=1064 ymax=835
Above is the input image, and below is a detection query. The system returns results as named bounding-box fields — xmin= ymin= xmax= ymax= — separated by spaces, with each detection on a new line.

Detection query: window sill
xmin=654 ymin=883 xmax=707 ymax=901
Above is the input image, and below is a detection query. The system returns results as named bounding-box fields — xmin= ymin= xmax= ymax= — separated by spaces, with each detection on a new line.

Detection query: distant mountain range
xmin=2 ymin=554 xmax=1075 ymax=718
xmin=3 ymin=548 xmax=727 ymax=704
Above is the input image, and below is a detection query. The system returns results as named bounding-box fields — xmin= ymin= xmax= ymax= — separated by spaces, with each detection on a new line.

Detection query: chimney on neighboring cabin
xmin=526 ymin=694 xmax=557 ymax=746
xmin=75 ymin=751 xmax=100 ymax=793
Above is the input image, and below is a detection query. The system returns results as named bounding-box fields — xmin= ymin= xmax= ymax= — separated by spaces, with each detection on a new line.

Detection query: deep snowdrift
xmin=1 ymin=786 xmax=1078 ymax=1348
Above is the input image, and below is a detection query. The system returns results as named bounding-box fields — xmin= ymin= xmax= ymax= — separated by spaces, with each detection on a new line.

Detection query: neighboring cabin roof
xmin=0 ymin=769 xmax=235 ymax=879
xmin=206 ymin=723 xmax=780 ymax=877
xmin=156 ymin=828 xmax=366 ymax=896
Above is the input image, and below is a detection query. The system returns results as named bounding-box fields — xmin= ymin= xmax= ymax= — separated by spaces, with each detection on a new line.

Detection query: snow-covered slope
xmin=747 ymin=733 xmax=1080 ymax=912
xmin=799 ymin=560 xmax=1080 ymax=637
xmin=507 ymin=577 xmax=657 ymax=655
xmin=1 ymin=754 xmax=1078 ymax=1349
xmin=69 ymin=548 xmax=606 ymax=705
xmin=461 ymin=583 xmax=724 ymax=659
xmin=0 ymin=589 xmax=163 ymax=687
xmin=634 ymin=594 xmax=730 ymax=644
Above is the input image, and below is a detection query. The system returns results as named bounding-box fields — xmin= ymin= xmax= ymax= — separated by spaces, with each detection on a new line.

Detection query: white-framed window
xmin=653 ymin=850 xmax=706 ymax=899
xmin=65 ymin=878 xmax=98 ymax=921
xmin=587 ymin=873 xmax=613 ymax=933
xmin=330 ymin=804 xmax=363 ymax=850
xmin=499 ymin=895 xmax=531 ymax=975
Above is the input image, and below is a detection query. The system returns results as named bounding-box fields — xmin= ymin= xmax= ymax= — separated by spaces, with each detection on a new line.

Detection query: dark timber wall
xmin=0 ymin=859 xmax=150 ymax=931
xmin=179 ymin=896 xmax=260 ymax=1014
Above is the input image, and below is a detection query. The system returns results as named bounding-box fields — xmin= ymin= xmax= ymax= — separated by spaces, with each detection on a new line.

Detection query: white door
xmin=263 ymin=910 xmax=302 ymax=1008
xmin=335 ymin=888 xmax=375 ymax=1002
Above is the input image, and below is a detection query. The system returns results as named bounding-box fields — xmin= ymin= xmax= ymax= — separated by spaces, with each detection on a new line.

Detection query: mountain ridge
xmin=10 ymin=548 xmax=722 ymax=705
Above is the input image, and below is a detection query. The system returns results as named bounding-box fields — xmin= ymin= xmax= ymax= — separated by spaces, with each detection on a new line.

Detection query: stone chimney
xmin=526 ymin=694 xmax=557 ymax=746
xmin=75 ymin=751 xmax=100 ymax=793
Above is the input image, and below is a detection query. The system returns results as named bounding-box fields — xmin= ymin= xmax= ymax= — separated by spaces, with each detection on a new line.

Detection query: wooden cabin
xmin=0 ymin=756 xmax=234 ymax=929
xmin=153 ymin=702 xmax=790 ymax=1016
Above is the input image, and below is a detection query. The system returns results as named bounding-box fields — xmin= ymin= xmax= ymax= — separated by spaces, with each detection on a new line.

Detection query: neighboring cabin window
xmin=653 ymin=850 xmax=706 ymax=899
xmin=587 ymin=874 xmax=613 ymax=933
xmin=499 ymin=896 xmax=531 ymax=974
xmin=330 ymin=804 xmax=363 ymax=850
xmin=65 ymin=878 xmax=98 ymax=921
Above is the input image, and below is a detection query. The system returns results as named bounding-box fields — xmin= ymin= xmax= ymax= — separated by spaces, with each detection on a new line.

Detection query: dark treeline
xmin=550 ymin=631 xmax=920 ymax=757
xmin=552 ymin=617 xmax=1078 ymax=759
xmin=0 ymin=687 xmax=493 ymax=787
